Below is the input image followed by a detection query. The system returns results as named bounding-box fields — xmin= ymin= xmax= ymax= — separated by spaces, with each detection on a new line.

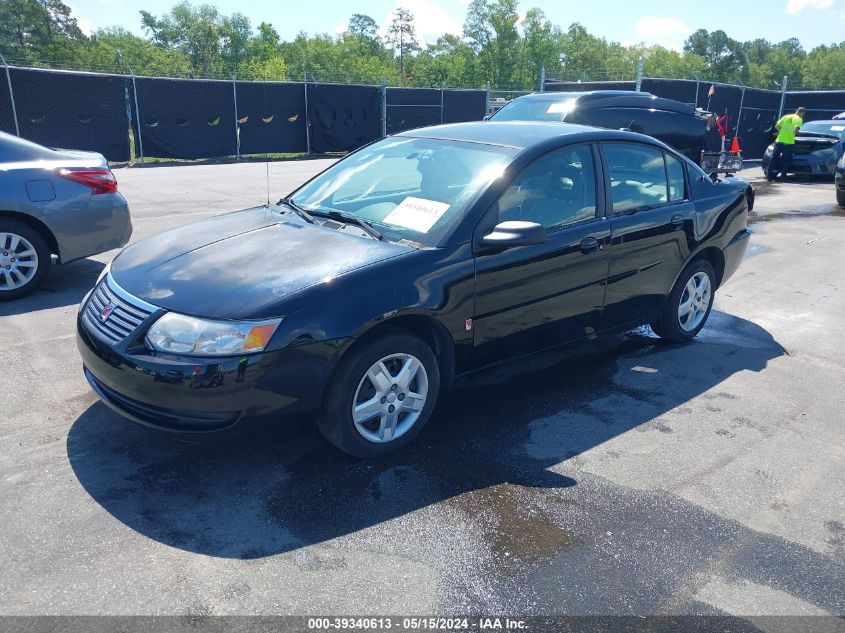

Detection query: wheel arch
xmin=0 ymin=211 xmax=60 ymax=259
xmin=334 ymin=314 xmax=456 ymax=391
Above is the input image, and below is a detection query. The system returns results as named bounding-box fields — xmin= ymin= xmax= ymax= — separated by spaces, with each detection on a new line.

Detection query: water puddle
xmin=451 ymin=484 xmax=582 ymax=568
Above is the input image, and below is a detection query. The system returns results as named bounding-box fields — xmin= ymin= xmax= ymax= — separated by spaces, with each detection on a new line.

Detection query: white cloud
xmin=785 ymin=0 xmax=834 ymax=13
xmin=380 ymin=1 xmax=463 ymax=47
xmin=631 ymin=16 xmax=692 ymax=51
xmin=67 ymin=4 xmax=93 ymax=36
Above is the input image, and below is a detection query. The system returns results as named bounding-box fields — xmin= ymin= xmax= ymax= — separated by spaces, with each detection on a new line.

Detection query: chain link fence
xmin=0 ymin=58 xmax=488 ymax=162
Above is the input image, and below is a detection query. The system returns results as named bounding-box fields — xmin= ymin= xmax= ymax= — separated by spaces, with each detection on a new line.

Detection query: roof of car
xmin=398 ymin=120 xmax=644 ymax=150
xmin=514 ymin=90 xmax=655 ymax=101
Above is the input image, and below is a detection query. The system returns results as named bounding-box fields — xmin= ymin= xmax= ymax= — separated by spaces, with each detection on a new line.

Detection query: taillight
xmin=57 ymin=168 xmax=118 ymax=195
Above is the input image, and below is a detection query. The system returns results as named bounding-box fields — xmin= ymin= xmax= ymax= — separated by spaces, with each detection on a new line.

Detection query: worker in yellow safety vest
xmin=767 ymin=107 xmax=805 ymax=181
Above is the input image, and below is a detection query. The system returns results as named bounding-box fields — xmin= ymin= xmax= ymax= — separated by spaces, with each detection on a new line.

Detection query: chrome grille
xmin=81 ymin=276 xmax=155 ymax=345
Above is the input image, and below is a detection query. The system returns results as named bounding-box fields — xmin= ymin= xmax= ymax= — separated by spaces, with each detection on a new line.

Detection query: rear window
xmin=492 ymin=97 xmax=581 ymax=122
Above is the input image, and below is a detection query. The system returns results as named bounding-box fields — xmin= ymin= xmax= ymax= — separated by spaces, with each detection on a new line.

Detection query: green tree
xmin=385 ymin=7 xmax=419 ymax=78
xmin=463 ymin=0 xmax=520 ymax=88
xmin=0 ymin=0 xmax=87 ymax=63
xmin=140 ymin=2 xmax=228 ymax=76
xmin=684 ymin=29 xmax=747 ymax=82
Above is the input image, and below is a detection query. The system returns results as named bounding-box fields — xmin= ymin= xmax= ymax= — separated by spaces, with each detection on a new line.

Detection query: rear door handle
xmin=671 ymin=214 xmax=685 ymax=226
xmin=580 ymin=236 xmax=599 ymax=254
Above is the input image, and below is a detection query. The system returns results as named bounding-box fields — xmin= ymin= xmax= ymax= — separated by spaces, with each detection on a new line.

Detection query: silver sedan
xmin=0 ymin=131 xmax=132 ymax=300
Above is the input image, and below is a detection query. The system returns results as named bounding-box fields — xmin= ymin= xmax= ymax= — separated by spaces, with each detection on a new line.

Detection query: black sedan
xmin=77 ymin=122 xmax=752 ymax=457
xmin=762 ymin=119 xmax=845 ymax=178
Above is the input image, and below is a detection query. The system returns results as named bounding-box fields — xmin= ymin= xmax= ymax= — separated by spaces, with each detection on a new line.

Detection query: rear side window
xmin=666 ymin=154 xmax=687 ymax=201
xmin=603 ymin=143 xmax=669 ymax=213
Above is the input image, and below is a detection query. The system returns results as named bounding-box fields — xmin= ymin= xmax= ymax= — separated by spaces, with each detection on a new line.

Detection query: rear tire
xmin=318 ymin=329 xmax=440 ymax=457
xmin=837 ymin=188 xmax=845 ymax=208
xmin=0 ymin=220 xmax=51 ymax=301
xmin=651 ymin=260 xmax=716 ymax=343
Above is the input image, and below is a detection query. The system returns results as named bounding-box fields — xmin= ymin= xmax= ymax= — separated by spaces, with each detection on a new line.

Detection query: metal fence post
xmin=232 ymin=75 xmax=240 ymax=160
xmin=128 ymin=66 xmax=144 ymax=164
xmin=304 ymin=71 xmax=311 ymax=155
xmin=380 ymin=77 xmax=387 ymax=138
xmin=485 ymin=81 xmax=491 ymax=116
xmin=540 ymin=66 xmax=545 ymax=92
xmin=778 ymin=75 xmax=788 ymax=119
xmin=440 ymin=85 xmax=445 ymax=124
xmin=736 ymin=84 xmax=746 ymax=140
xmin=0 ymin=52 xmax=20 ymax=136
xmin=693 ymin=75 xmax=700 ymax=109
xmin=635 ymin=58 xmax=644 ymax=92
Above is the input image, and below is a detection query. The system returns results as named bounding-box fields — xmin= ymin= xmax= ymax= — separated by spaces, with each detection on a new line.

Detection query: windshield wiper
xmin=278 ymin=197 xmax=315 ymax=224
xmin=313 ymin=210 xmax=383 ymax=241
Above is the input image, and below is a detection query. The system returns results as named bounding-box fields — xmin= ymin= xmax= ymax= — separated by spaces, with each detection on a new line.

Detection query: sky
xmin=66 ymin=0 xmax=845 ymax=51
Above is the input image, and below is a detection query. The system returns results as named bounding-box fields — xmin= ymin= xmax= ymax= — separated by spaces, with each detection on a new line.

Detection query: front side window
xmin=604 ymin=143 xmax=669 ymax=213
xmin=291 ymin=137 xmax=515 ymax=246
xmin=497 ymin=145 xmax=597 ymax=229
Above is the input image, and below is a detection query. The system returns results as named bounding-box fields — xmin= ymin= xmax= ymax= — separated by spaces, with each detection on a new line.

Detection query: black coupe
xmin=77 ymin=122 xmax=752 ymax=456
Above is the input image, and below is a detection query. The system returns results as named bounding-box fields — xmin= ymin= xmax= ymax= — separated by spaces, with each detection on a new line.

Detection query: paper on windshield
xmin=384 ymin=197 xmax=450 ymax=233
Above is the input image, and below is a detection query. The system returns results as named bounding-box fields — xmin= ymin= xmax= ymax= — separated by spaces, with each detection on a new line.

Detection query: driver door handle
xmin=671 ymin=214 xmax=685 ymax=226
xmin=580 ymin=236 xmax=600 ymax=254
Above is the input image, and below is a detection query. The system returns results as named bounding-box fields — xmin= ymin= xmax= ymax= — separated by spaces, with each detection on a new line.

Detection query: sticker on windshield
xmin=384 ymin=197 xmax=450 ymax=233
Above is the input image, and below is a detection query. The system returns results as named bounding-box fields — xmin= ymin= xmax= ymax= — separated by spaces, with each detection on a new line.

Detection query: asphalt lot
xmin=1 ymin=159 xmax=844 ymax=617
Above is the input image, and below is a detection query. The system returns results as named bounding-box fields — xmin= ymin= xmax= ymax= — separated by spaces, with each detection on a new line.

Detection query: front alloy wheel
xmin=319 ymin=329 xmax=440 ymax=457
xmin=352 ymin=353 xmax=429 ymax=443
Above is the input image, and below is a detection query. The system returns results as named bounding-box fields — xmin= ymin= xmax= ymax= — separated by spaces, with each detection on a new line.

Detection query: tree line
xmin=1 ymin=0 xmax=844 ymax=90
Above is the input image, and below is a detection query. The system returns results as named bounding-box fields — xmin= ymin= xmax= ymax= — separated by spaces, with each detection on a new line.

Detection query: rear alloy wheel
xmin=0 ymin=220 xmax=51 ymax=301
xmin=319 ymin=329 xmax=440 ymax=457
xmin=651 ymin=259 xmax=716 ymax=343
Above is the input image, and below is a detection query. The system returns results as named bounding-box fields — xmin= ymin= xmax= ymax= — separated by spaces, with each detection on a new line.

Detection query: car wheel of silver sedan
xmin=0 ymin=220 xmax=51 ymax=301
xmin=318 ymin=328 xmax=440 ymax=457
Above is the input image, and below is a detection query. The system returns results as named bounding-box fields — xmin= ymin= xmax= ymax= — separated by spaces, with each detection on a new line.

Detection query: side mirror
xmin=479 ymin=221 xmax=546 ymax=249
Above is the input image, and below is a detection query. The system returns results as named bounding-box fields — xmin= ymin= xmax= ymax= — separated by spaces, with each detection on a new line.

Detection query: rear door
xmin=472 ymin=143 xmax=611 ymax=365
xmin=599 ymin=142 xmax=694 ymax=329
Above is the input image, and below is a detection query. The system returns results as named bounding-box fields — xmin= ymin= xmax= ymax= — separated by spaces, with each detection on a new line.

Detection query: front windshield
xmin=800 ymin=121 xmax=845 ymax=138
xmin=491 ymin=96 xmax=581 ymax=122
xmin=290 ymin=136 xmax=515 ymax=246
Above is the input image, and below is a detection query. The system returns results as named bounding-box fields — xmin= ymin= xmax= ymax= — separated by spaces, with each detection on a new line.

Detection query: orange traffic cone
xmin=730 ymin=137 xmax=741 ymax=153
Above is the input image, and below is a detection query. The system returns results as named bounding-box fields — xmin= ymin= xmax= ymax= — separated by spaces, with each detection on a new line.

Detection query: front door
xmin=473 ymin=143 xmax=611 ymax=366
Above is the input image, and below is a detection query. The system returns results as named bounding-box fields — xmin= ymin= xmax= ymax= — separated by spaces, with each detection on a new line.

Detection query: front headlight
xmin=146 ymin=312 xmax=282 ymax=356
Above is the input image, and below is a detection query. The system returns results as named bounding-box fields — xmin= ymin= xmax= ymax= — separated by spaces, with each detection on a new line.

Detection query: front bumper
xmin=76 ymin=302 xmax=340 ymax=433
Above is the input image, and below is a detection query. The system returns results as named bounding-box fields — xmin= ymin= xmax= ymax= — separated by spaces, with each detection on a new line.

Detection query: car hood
xmin=110 ymin=206 xmax=412 ymax=318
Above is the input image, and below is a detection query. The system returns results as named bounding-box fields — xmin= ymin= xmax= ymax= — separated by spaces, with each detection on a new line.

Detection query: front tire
xmin=837 ymin=187 xmax=845 ymax=208
xmin=318 ymin=329 xmax=440 ymax=457
xmin=0 ymin=220 xmax=51 ymax=301
xmin=651 ymin=260 xmax=716 ymax=343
